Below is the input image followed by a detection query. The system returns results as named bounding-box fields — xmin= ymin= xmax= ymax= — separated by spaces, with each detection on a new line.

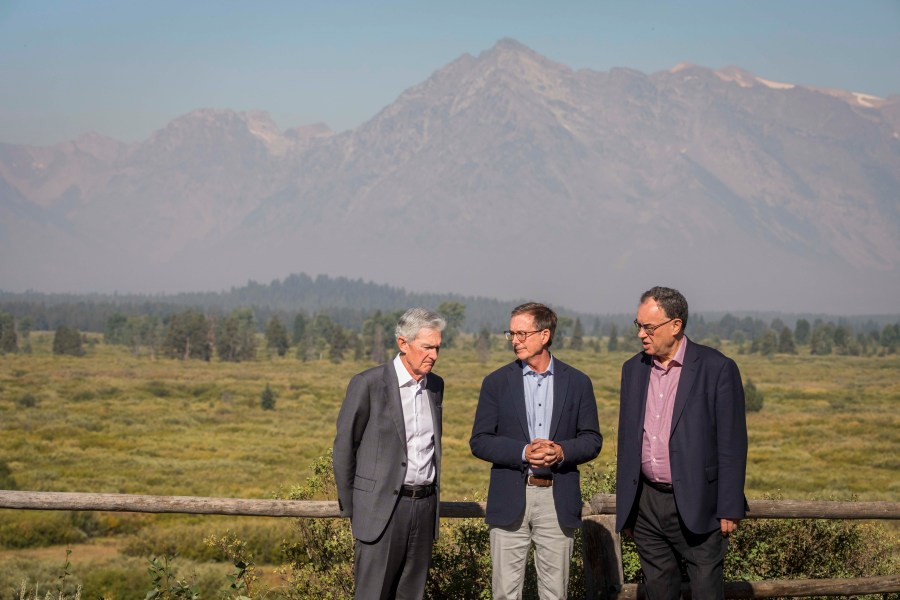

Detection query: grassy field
xmin=0 ymin=332 xmax=897 ymax=596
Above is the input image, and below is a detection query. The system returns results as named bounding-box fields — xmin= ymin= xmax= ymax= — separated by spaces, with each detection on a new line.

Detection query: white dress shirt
xmin=393 ymin=354 xmax=436 ymax=486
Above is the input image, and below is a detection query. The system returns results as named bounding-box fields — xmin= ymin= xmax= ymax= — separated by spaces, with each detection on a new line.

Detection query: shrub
xmin=52 ymin=325 xmax=85 ymax=356
xmin=260 ymin=384 xmax=276 ymax=411
xmin=744 ymin=379 xmax=764 ymax=412
xmin=16 ymin=393 xmax=38 ymax=408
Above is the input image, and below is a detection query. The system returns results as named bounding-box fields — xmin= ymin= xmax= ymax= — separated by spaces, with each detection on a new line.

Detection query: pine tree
xmin=607 ymin=324 xmax=619 ymax=352
xmin=0 ymin=312 xmax=18 ymax=354
xmin=265 ymin=316 xmax=290 ymax=357
xmin=260 ymin=384 xmax=276 ymax=410
xmin=778 ymin=326 xmax=796 ymax=354
xmin=570 ymin=318 xmax=584 ymax=351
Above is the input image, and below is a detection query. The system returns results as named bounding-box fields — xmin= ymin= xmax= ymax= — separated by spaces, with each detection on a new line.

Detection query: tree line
xmin=2 ymin=306 xmax=898 ymax=362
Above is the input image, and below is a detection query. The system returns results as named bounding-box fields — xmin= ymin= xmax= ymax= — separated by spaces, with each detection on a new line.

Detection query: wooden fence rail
xmin=1 ymin=490 xmax=898 ymax=599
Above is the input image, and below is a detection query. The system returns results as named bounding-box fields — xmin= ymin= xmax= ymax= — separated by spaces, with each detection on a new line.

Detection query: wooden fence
xmin=1 ymin=490 xmax=898 ymax=599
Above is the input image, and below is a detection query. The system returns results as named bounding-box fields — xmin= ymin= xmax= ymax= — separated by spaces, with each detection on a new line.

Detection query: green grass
xmin=0 ymin=333 xmax=897 ymax=596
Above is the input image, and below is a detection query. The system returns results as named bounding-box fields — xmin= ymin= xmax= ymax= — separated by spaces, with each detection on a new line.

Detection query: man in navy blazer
xmin=334 ymin=308 xmax=446 ymax=600
xmin=616 ymin=287 xmax=747 ymax=600
xmin=471 ymin=302 xmax=602 ymax=600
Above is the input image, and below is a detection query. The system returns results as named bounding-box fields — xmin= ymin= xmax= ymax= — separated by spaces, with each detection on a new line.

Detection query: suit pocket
xmin=705 ymin=465 xmax=719 ymax=482
xmin=354 ymin=474 xmax=375 ymax=492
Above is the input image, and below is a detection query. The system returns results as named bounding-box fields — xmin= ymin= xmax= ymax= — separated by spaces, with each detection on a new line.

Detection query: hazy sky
xmin=2 ymin=0 xmax=899 ymax=146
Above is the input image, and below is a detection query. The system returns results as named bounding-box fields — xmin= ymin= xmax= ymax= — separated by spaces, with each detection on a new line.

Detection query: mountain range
xmin=2 ymin=38 xmax=898 ymax=314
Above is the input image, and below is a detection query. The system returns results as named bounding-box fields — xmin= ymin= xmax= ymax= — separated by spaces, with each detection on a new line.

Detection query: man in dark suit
xmin=333 ymin=308 xmax=446 ymax=600
xmin=616 ymin=286 xmax=748 ymax=600
xmin=470 ymin=302 xmax=602 ymax=600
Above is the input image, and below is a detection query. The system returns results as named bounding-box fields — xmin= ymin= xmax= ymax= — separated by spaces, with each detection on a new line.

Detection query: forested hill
xmin=0 ymin=273 xmax=601 ymax=333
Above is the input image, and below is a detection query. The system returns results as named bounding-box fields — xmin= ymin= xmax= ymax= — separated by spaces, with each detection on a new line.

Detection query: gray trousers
xmin=354 ymin=494 xmax=437 ymax=600
xmin=633 ymin=483 xmax=728 ymax=600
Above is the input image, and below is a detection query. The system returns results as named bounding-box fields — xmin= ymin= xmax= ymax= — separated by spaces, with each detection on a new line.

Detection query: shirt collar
xmin=522 ymin=355 xmax=554 ymax=377
xmin=653 ymin=335 xmax=689 ymax=370
xmin=393 ymin=353 xmax=425 ymax=388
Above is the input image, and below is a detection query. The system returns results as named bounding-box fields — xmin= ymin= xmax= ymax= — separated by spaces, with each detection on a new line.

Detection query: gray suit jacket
xmin=333 ymin=360 xmax=443 ymax=543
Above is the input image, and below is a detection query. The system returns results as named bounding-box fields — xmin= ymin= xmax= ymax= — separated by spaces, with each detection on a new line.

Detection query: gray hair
xmin=640 ymin=286 xmax=689 ymax=331
xmin=395 ymin=308 xmax=446 ymax=341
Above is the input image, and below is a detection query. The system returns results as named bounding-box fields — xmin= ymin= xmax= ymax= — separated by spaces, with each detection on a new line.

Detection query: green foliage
xmin=291 ymin=312 xmax=308 ymax=345
xmin=215 ymin=308 xmax=257 ymax=363
xmin=759 ymin=329 xmax=778 ymax=357
xmin=744 ymin=379 xmax=764 ymax=412
xmin=777 ymin=326 xmax=796 ymax=354
xmin=16 ymin=392 xmax=38 ymax=408
xmin=880 ymin=323 xmax=900 ymax=353
xmin=163 ymin=310 xmax=212 ymax=360
xmin=794 ymin=318 xmax=811 ymax=345
xmin=437 ymin=301 xmax=466 ymax=348
xmin=475 ymin=327 xmax=491 ymax=364
xmin=607 ymin=324 xmax=618 ymax=352
xmin=725 ymin=513 xmax=898 ymax=582
xmin=0 ymin=311 xmax=19 ymax=354
xmin=145 ymin=555 xmax=200 ymax=600
xmin=52 ymin=325 xmax=84 ymax=356
xmin=205 ymin=531 xmax=259 ymax=600
xmin=264 ymin=316 xmax=290 ymax=357
xmin=810 ymin=323 xmax=834 ymax=355
xmin=0 ymin=460 xmax=17 ymax=489
xmin=570 ymin=318 xmax=584 ymax=351
xmin=260 ymin=384 xmax=276 ymax=411
xmin=283 ymin=453 xmax=355 ymax=599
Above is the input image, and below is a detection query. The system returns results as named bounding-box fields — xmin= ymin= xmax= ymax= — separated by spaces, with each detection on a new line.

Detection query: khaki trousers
xmin=489 ymin=484 xmax=576 ymax=600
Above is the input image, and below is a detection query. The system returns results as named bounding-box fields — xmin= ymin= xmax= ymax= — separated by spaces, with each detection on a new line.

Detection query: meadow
xmin=0 ymin=332 xmax=897 ymax=597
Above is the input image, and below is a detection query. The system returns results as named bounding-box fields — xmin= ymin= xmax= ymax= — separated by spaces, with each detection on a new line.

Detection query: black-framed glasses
xmin=633 ymin=318 xmax=675 ymax=335
xmin=504 ymin=330 xmax=543 ymax=342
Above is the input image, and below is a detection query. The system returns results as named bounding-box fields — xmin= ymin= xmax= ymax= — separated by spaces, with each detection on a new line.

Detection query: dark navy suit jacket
xmin=615 ymin=339 xmax=748 ymax=535
xmin=470 ymin=358 xmax=602 ymax=530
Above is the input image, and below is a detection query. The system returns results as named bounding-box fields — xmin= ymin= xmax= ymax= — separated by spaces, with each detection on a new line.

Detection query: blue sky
xmin=2 ymin=0 xmax=899 ymax=145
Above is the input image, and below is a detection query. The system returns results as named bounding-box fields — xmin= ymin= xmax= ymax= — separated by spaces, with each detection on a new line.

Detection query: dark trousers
xmin=354 ymin=494 xmax=437 ymax=600
xmin=633 ymin=484 xmax=728 ymax=600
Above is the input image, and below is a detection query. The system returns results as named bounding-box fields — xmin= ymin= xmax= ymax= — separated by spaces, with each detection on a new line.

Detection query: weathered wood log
xmin=0 ymin=490 xmax=491 ymax=519
xmin=614 ymin=574 xmax=900 ymax=599
xmin=0 ymin=490 xmax=341 ymax=517
xmin=1 ymin=491 xmax=897 ymax=520
xmin=744 ymin=499 xmax=900 ymax=519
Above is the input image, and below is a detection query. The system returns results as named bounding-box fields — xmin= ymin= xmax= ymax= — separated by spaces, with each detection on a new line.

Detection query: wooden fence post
xmin=582 ymin=515 xmax=624 ymax=600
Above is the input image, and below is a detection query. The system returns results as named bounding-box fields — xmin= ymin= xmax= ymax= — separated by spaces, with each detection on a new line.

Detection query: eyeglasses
xmin=504 ymin=330 xmax=544 ymax=342
xmin=633 ymin=318 xmax=675 ymax=335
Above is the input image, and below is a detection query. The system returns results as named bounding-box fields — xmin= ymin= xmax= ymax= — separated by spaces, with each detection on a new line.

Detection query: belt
xmin=527 ymin=475 xmax=553 ymax=487
xmin=400 ymin=483 xmax=436 ymax=499
xmin=642 ymin=476 xmax=673 ymax=493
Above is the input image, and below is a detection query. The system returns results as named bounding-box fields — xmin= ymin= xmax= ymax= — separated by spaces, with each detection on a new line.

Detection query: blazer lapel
xmin=549 ymin=358 xmax=569 ymax=440
xmin=632 ymin=354 xmax=653 ymax=436
xmin=383 ymin=363 xmax=407 ymax=452
xmin=509 ymin=362 xmax=530 ymax=440
xmin=670 ymin=341 xmax=699 ymax=435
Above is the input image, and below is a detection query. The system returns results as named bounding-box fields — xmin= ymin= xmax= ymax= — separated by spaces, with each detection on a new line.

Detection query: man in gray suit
xmin=333 ymin=308 xmax=446 ymax=600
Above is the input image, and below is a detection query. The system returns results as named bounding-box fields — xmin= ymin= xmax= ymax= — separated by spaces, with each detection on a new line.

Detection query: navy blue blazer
xmin=470 ymin=358 xmax=603 ymax=530
xmin=615 ymin=339 xmax=748 ymax=535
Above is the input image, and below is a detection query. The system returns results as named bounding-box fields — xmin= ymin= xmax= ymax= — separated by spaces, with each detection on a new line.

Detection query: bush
xmin=52 ymin=325 xmax=85 ymax=356
xmin=725 ymin=507 xmax=899 ymax=582
xmin=744 ymin=379 xmax=764 ymax=412
xmin=260 ymin=384 xmax=276 ymax=411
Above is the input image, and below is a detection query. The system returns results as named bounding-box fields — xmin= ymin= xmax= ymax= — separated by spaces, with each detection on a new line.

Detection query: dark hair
xmin=510 ymin=302 xmax=558 ymax=347
xmin=640 ymin=286 xmax=689 ymax=331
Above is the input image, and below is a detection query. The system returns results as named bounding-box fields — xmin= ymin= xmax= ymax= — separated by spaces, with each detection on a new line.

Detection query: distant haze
xmin=1 ymin=40 xmax=899 ymax=314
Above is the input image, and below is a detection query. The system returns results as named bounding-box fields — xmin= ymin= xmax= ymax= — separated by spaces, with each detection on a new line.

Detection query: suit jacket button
xmin=401 ymin=462 xmax=407 ymax=467
xmin=633 ymin=479 xmax=638 ymax=485
xmin=394 ymin=490 xmax=399 ymax=495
